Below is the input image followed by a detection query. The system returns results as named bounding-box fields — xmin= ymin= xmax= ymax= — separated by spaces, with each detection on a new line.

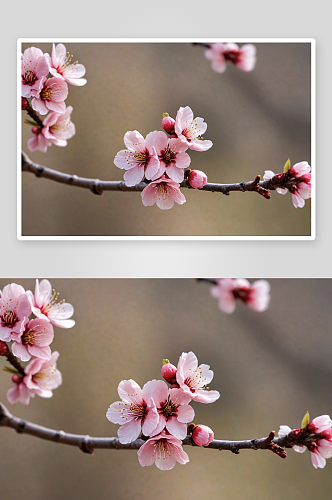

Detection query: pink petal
xmin=123 ymin=165 xmax=145 ymax=187
xmin=118 ymin=419 xmax=142 ymax=444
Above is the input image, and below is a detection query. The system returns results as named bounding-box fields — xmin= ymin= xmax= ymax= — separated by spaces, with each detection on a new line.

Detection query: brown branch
xmin=23 ymin=102 xmax=44 ymax=128
xmin=0 ymin=401 xmax=322 ymax=457
xmin=21 ymin=152 xmax=303 ymax=198
xmin=1 ymin=343 xmax=25 ymax=377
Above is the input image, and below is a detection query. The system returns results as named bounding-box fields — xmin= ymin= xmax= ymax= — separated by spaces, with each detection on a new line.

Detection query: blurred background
xmin=0 ymin=278 xmax=331 ymax=499
xmin=21 ymin=42 xmax=312 ymax=237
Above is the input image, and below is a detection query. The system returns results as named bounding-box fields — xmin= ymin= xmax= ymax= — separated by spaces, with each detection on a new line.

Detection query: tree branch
xmin=22 ymin=152 xmax=302 ymax=198
xmin=0 ymin=401 xmax=321 ymax=457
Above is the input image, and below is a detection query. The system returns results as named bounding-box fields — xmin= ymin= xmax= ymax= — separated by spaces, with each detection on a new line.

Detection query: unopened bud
xmin=188 ymin=170 xmax=208 ymax=189
xmin=298 ymin=173 xmax=311 ymax=184
xmin=319 ymin=429 xmax=332 ymax=440
xmin=0 ymin=341 xmax=8 ymax=356
xmin=21 ymin=97 xmax=29 ymax=110
xmin=192 ymin=424 xmax=214 ymax=447
xmin=11 ymin=374 xmax=23 ymax=384
xmin=161 ymin=360 xmax=177 ymax=383
xmin=31 ymin=126 xmax=40 ymax=134
xmin=162 ymin=114 xmax=176 ymax=134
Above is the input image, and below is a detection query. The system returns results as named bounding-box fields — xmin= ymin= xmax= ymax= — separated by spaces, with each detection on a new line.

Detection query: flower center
xmin=161 ymin=146 xmax=175 ymax=166
xmin=160 ymin=396 xmax=177 ymax=420
xmin=232 ymin=287 xmax=250 ymax=303
xmin=24 ymin=70 xmax=37 ymax=85
xmin=1 ymin=310 xmax=17 ymax=328
xmin=133 ymin=152 xmax=149 ymax=164
xmin=129 ymin=403 xmax=147 ymax=420
xmin=40 ymin=288 xmax=65 ymax=315
xmin=58 ymin=52 xmax=78 ymax=74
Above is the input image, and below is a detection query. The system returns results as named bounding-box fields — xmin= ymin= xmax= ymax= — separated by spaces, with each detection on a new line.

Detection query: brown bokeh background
xmin=0 ymin=278 xmax=331 ymax=499
xmin=21 ymin=42 xmax=312 ymax=236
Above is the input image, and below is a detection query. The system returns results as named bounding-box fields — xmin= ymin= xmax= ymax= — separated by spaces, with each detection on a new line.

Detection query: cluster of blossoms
xmin=204 ymin=43 xmax=257 ymax=73
xmin=21 ymin=44 xmax=87 ymax=153
xmin=263 ymin=160 xmax=311 ymax=208
xmin=210 ymin=278 xmax=271 ymax=313
xmin=278 ymin=413 xmax=332 ymax=469
xmin=0 ymin=280 xmax=75 ymax=405
xmin=106 ymin=351 xmax=219 ymax=470
xmin=114 ymin=106 xmax=211 ymax=210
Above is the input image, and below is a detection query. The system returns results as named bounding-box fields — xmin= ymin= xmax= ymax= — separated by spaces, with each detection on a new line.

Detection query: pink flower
xmin=176 ymin=351 xmax=220 ymax=404
xmin=278 ymin=416 xmax=332 ymax=469
xmin=174 ymin=106 xmax=213 ymax=151
xmin=41 ymin=106 xmax=76 ymax=145
xmin=27 ymin=279 xmax=75 ymax=329
xmin=151 ymin=132 xmax=191 ymax=183
xmin=188 ymin=170 xmax=208 ymax=189
xmin=210 ymin=278 xmax=271 ymax=313
xmin=106 ymin=379 xmax=159 ymax=444
xmin=137 ymin=431 xmax=189 ymax=470
xmin=7 ymin=351 xmax=62 ymax=405
xmin=263 ymin=162 xmax=311 ymax=208
xmin=114 ymin=130 xmax=160 ymax=186
xmin=0 ymin=284 xmax=32 ymax=342
xmin=141 ymin=175 xmax=186 ymax=210
xmin=11 ymin=317 xmax=54 ymax=362
xmin=21 ymin=47 xmax=49 ymax=98
xmin=162 ymin=115 xmax=176 ymax=134
xmin=31 ymin=76 xmax=68 ymax=115
xmin=27 ymin=126 xmax=52 ymax=153
xmin=204 ymin=43 xmax=256 ymax=73
xmin=192 ymin=424 xmax=214 ymax=447
xmin=27 ymin=107 xmax=76 ymax=153
xmin=47 ymin=43 xmax=87 ymax=86
xmin=148 ymin=380 xmax=195 ymax=440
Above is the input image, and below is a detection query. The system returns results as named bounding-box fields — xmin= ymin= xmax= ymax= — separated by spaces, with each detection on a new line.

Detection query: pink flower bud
xmin=0 ymin=340 xmax=8 ymax=356
xmin=192 ymin=424 xmax=214 ymax=447
xmin=161 ymin=362 xmax=177 ymax=383
xmin=11 ymin=374 xmax=23 ymax=384
xmin=162 ymin=115 xmax=176 ymax=134
xmin=21 ymin=97 xmax=29 ymax=110
xmin=298 ymin=173 xmax=311 ymax=184
xmin=31 ymin=126 xmax=40 ymax=134
xmin=319 ymin=429 xmax=332 ymax=441
xmin=188 ymin=170 xmax=208 ymax=189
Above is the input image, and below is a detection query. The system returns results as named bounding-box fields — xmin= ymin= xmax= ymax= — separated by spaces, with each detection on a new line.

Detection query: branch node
xmin=16 ymin=419 xmax=26 ymax=433
xmin=68 ymin=175 xmax=78 ymax=185
xmin=230 ymin=444 xmax=240 ymax=454
xmin=80 ymin=435 xmax=94 ymax=454
xmin=36 ymin=166 xmax=44 ymax=177
xmin=91 ymin=179 xmax=103 ymax=196
xmin=251 ymin=439 xmax=258 ymax=450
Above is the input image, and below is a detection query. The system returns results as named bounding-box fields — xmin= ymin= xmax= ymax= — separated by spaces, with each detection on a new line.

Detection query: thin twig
xmin=21 ymin=152 xmax=302 ymax=198
xmin=0 ymin=401 xmax=321 ymax=456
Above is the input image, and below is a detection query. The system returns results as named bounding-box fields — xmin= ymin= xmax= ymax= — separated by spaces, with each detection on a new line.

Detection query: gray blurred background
xmin=21 ymin=42 xmax=312 ymax=237
xmin=0 ymin=278 xmax=331 ymax=499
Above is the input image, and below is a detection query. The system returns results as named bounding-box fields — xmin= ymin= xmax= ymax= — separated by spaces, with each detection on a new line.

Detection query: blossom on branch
xmin=137 ymin=431 xmax=190 ymax=470
xmin=47 ymin=43 xmax=87 ymax=86
xmin=11 ymin=317 xmax=54 ymax=362
xmin=21 ymin=47 xmax=49 ymax=98
xmin=27 ymin=106 xmax=76 ymax=153
xmin=210 ymin=278 xmax=271 ymax=313
xmin=174 ymin=106 xmax=213 ymax=151
xmin=141 ymin=176 xmax=186 ymax=210
xmin=0 ymin=284 xmax=32 ymax=342
xmin=188 ymin=169 xmax=208 ymax=189
xmin=31 ymin=76 xmax=68 ymax=115
xmin=278 ymin=414 xmax=332 ymax=469
xmin=263 ymin=161 xmax=311 ymax=208
xmin=148 ymin=381 xmax=195 ymax=440
xmin=114 ymin=130 xmax=160 ymax=187
xmin=27 ymin=279 xmax=75 ymax=329
xmin=7 ymin=351 xmax=62 ymax=405
xmin=176 ymin=351 xmax=220 ymax=403
xmin=204 ymin=43 xmax=257 ymax=73
xmin=106 ymin=379 xmax=159 ymax=444
xmin=151 ymin=133 xmax=191 ymax=183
